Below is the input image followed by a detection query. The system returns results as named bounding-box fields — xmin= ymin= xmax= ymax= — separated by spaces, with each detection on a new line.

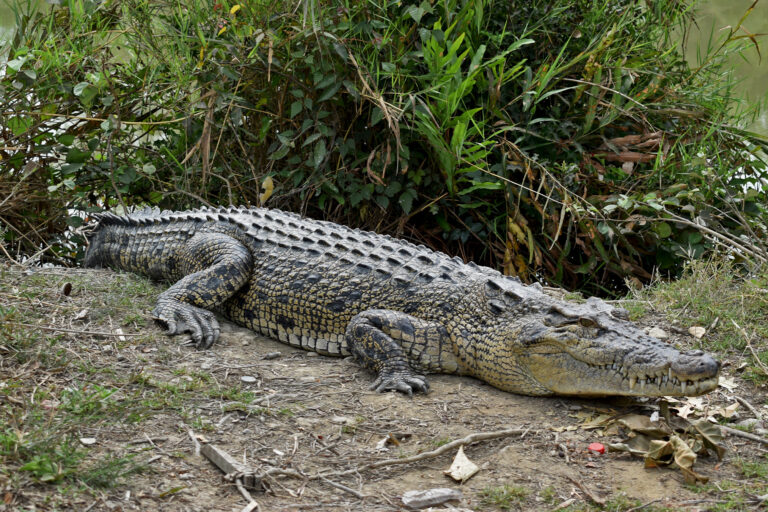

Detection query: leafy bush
xmin=1 ymin=0 xmax=766 ymax=293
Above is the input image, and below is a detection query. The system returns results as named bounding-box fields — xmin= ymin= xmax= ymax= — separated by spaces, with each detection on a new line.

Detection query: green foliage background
xmin=1 ymin=0 xmax=767 ymax=294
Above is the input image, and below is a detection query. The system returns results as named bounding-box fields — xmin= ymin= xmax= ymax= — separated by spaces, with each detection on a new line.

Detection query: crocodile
xmin=83 ymin=206 xmax=720 ymax=397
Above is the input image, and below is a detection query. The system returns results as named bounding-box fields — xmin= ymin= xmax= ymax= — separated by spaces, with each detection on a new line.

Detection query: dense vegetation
xmin=1 ymin=0 xmax=767 ymax=293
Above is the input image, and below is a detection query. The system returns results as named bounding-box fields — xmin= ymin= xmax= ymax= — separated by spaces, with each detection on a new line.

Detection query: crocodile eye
xmin=488 ymin=299 xmax=506 ymax=315
xmin=578 ymin=317 xmax=597 ymax=328
xmin=503 ymin=289 xmax=523 ymax=305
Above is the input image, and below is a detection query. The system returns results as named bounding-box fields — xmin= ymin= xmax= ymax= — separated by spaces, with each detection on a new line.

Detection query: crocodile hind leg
xmin=152 ymin=231 xmax=253 ymax=349
xmin=346 ymin=309 xmax=456 ymax=395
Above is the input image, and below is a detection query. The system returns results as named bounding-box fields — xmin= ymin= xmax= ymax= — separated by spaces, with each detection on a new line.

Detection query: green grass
xmin=480 ymin=484 xmax=529 ymax=510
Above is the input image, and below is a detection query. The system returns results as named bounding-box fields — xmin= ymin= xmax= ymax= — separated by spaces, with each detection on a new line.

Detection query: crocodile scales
xmin=84 ymin=206 xmax=720 ymax=397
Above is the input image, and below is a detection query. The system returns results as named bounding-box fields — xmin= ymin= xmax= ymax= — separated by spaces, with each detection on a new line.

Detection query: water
xmin=686 ymin=0 xmax=768 ymax=135
xmin=1 ymin=0 xmax=766 ymax=134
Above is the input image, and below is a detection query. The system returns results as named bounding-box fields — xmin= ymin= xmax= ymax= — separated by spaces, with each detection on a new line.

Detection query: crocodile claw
xmin=370 ymin=371 xmax=430 ymax=396
xmin=152 ymin=300 xmax=221 ymax=349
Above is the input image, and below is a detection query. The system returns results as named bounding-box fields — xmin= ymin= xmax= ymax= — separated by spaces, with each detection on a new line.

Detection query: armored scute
xmin=84 ymin=206 xmax=720 ymax=397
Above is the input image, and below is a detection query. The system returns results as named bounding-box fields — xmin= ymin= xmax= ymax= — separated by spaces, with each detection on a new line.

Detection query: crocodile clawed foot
xmin=370 ymin=370 xmax=430 ymax=396
xmin=152 ymin=299 xmax=221 ymax=349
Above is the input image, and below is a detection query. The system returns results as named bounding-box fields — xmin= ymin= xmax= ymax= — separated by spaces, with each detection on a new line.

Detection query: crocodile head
xmin=475 ymin=280 xmax=720 ymax=397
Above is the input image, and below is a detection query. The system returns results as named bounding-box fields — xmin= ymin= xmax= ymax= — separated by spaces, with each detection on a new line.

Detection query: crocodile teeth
xmin=681 ymin=381 xmax=687 ymax=394
xmin=629 ymin=376 xmax=637 ymax=390
xmin=669 ymin=368 xmax=673 ymax=381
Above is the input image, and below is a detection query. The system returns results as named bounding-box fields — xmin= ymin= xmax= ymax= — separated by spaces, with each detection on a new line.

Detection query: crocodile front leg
xmin=346 ymin=309 xmax=456 ymax=395
xmin=153 ymin=231 xmax=253 ymax=349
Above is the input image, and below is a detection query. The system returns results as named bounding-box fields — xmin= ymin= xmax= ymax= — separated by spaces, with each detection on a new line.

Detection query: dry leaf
xmin=688 ymin=326 xmax=706 ymax=339
xmin=718 ymin=376 xmax=737 ymax=392
xmin=711 ymin=403 xmax=739 ymax=419
xmin=617 ymin=414 xmax=672 ymax=437
xmin=259 ymin=176 xmax=274 ymax=204
xmin=689 ymin=420 xmax=726 ymax=460
xmin=444 ymin=445 xmax=480 ymax=483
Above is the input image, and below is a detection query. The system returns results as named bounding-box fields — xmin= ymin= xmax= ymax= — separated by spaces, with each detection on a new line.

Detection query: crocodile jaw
xmin=518 ymin=337 xmax=720 ymax=397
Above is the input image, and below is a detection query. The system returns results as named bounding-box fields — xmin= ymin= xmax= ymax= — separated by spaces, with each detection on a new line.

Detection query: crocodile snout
xmin=671 ymin=349 xmax=720 ymax=379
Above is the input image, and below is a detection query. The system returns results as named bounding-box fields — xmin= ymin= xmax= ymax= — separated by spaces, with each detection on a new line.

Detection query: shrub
xmin=1 ymin=0 xmax=766 ymax=293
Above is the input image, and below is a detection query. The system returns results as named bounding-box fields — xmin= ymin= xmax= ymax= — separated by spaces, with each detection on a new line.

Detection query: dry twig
xmin=719 ymin=425 xmax=768 ymax=446
xmin=320 ymin=427 xmax=530 ymax=479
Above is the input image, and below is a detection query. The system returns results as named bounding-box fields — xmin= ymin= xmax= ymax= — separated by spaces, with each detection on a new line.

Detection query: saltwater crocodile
xmin=84 ymin=206 xmax=720 ymax=397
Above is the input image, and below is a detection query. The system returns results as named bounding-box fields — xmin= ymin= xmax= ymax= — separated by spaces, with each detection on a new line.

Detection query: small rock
xmin=306 ymin=352 xmax=319 ymax=357
xmin=240 ymin=376 xmax=257 ymax=384
xmin=330 ymin=416 xmax=353 ymax=425
xmin=688 ymin=326 xmax=706 ymax=339
xmin=262 ymin=351 xmax=281 ymax=360
xmin=736 ymin=418 xmax=763 ymax=429
xmin=402 ymin=488 xmax=463 ymax=509
xmin=648 ymin=327 xmax=668 ymax=339
xmin=79 ymin=437 xmax=97 ymax=446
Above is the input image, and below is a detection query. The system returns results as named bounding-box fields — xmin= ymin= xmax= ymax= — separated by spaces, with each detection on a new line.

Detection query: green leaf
xmin=384 ymin=180 xmax=402 ymax=197
xmin=276 ymin=130 xmax=294 ymax=145
xmin=617 ymin=196 xmax=633 ymax=210
xmin=313 ymin=139 xmax=327 ymax=169
xmin=399 ymin=189 xmax=417 ymax=214
xmin=290 ymin=101 xmax=302 ymax=118
xmin=149 ymin=191 xmax=163 ymax=204
xmin=8 ymin=116 xmax=33 ymax=136
xmin=143 ymin=163 xmax=157 ymax=175
xmin=317 ymin=83 xmax=341 ymax=103
xmin=653 ymin=222 xmax=672 ymax=238
xmin=73 ymin=82 xmax=90 ymax=96
xmin=370 ymin=107 xmax=383 ymax=126
xmin=269 ymin=144 xmax=290 ymax=160
xmin=406 ymin=5 xmax=425 ymax=23
xmin=66 ymin=148 xmax=91 ymax=164
xmin=6 ymin=58 xmax=25 ymax=71
xmin=458 ymin=181 xmax=504 ymax=195
xmin=302 ymin=133 xmax=323 ymax=148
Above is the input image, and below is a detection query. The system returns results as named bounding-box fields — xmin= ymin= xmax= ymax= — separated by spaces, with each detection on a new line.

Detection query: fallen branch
xmin=719 ymin=425 xmax=768 ymax=446
xmin=734 ymin=396 xmax=763 ymax=422
xmin=182 ymin=424 xmax=202 ymax=457
xmin=320 ymin=477 xmax=367 ymax=499
xmin=567 ymin=476 xmax=606 ymax=505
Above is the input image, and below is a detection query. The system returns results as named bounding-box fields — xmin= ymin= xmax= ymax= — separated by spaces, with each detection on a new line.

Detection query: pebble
xmin=736 ymin=418 xmax=763 ymax=429
xmin=401 ymin=488 xmax=463 ymax=509
xmin=647 ymin=327 xmax=668 ymax=339
xmin=240 ymin=376 xmax=257 ymax=383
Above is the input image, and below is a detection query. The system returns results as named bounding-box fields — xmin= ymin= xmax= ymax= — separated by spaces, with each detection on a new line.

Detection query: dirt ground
xmin=1 ymin=265 xmax=767 ymax=511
